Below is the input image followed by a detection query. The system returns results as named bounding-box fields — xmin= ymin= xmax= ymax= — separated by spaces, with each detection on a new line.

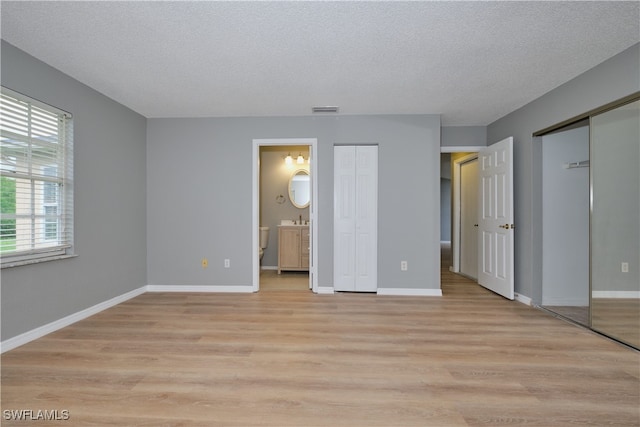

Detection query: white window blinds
xmin=0 ymin=88 xmax=74 ymax=266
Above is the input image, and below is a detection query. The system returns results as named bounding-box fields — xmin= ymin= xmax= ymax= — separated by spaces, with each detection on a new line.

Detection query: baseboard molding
xmin=261 ymin=265 xmax=278 ymax=271
xmin=440 ymin=240 xmax=451 ymax=244
xmin=515 ymin=293 xmax=533 ymax=306
xmin=377 ymin=288 xmax=443 ymax=296
xmin=592 ymin=291 xmax=640 ymax=299
xmin=146 ymin=285 xmax=255 ymax=293
xmin=0 ymin=286 xmax=147 ymax=354
xmin=1 ymin=281 xmax=482 ymax=353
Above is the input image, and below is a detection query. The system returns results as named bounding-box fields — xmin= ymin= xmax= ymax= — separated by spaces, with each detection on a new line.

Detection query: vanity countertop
xmin=279 ymin=219 xmax=309 ymax=226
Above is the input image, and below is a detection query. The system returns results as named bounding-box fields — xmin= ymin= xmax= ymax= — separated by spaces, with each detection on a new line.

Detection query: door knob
xmin=499 ymin=224 xmax=510 ymax=229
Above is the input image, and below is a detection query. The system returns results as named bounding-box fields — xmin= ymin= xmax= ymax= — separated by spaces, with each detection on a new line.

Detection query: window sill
xmin=1 ymin=254 xmax=78 ymax=269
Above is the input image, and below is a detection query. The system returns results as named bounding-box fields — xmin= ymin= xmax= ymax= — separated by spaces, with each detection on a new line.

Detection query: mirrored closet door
xmin=590 ymin=99 xmax=640 ymax=349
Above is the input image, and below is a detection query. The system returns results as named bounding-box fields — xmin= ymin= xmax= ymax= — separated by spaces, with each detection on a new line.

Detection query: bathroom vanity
xmin=277 ymin=225 xmax=309 ymax=274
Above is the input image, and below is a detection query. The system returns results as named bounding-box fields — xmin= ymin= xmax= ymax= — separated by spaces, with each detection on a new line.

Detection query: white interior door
xmin=334 ymin=146 xmax=356 ymax=291
xmin=355 ymin=146 xmax=378 ymax=292
xmin=334 ymin=146 xmax=378 ymax=292
xmin=460 ymin=158 xmax=479 ymax=279
xmin=478 ymin=137 xmax=514 ymax=300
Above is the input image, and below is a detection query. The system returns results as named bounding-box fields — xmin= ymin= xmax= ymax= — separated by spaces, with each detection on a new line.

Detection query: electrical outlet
xmin=201 ymin=258 xmax=208 ymax=269
xmin=224 ymin=259 xmax=230 ymax=268
xmin=621 ymin=262 xmax=629 ymax=273
xmin=401 ymin=261 xmax=408 ymax=271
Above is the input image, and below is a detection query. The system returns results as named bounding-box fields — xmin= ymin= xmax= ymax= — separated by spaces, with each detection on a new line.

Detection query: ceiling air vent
xmin=312 ymin=106 xmax=339 ymax=113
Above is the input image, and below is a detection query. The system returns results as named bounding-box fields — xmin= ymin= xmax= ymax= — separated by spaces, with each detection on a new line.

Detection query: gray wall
xmin=440 ymin=178 xmax=451 ymax=242
xmin=440 ymin=153 xmax=452 ymax=242
xmin=487 ymin=43 xmax=640 ymax=302
xmin=260 ymin=146 xmax=310 ymax=268
xmin=1 ymin=41 xmax=147 ymax=340
xmin=147 ymin=115 xmax=441 ymax=290
xmin=441 ymin=126 xmax=487 ymax=147
xmin=542 ymin=125 xmax=589 ymax=306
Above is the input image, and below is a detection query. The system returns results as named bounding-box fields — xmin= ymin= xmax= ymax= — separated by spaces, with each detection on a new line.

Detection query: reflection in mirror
xmin=539 ymin=122 xmax=590 ymax=326
xmin=591 ymin=98 xmax=640 ymax=349
xmin=289 ymin=169 xmax=310 ymax=208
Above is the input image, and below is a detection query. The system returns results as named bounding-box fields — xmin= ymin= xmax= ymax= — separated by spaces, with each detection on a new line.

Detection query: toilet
xmin=259 ymin=226 xmax=270 ymax=261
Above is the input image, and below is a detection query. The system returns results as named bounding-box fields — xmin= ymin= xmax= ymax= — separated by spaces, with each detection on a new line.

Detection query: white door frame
xmin=441 ymin=146 xmax=485 ymax=274
xmin=252 ymin=138 xmax=319 ymax=293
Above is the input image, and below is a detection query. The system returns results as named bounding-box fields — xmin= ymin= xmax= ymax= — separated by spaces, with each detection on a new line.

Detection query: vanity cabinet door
xmin=279 ymin=228 xmax=301 ymax=270
xmin=278 ymin=226 xmax=310 ymax=273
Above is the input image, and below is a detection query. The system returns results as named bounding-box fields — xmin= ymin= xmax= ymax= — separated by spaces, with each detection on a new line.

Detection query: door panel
xmin=591 ymin=99 xmax=640 ymax=349
xmin=334 ymin=146 xmax=356 ymax=291
xmin=478 ymin=137 xmax=514 ymax=300
xmin=355 ymin=146 xmax=377 ymax=292
xmin=482 ymin=175 xmax=493 ymax=218
xmin=279 ymin=228 xmax=300 ymax=268
xmin=482 ymin=230 xmax=493 ymax=275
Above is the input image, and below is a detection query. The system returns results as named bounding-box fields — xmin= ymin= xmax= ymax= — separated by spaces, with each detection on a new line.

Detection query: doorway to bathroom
xmin=252 ymin=138 xmax=318 ymax=293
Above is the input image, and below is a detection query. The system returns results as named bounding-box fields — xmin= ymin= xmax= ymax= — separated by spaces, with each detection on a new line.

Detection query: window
xmin=0 ymin=87 xmax=73 ymax=266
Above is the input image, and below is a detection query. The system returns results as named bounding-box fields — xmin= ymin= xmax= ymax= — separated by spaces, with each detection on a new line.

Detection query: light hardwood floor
xmin=2 ymin=252 xmax=639 ymax=426
xmin=259 ymin=269 xmax=309 ymax=292
xmin=541 ymin=305 xmax=589 ymax=326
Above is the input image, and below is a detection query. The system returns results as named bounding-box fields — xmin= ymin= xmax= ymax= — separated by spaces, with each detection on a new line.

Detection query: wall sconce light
xmin=285 ymin=153 xmax=293 ymax=165
xmin=296 ymin=153 xmax=305 ymax=164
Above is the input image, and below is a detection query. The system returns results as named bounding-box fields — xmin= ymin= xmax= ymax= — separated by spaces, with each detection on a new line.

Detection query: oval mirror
xmin=288 ymin=169 xmax=310 ymax=209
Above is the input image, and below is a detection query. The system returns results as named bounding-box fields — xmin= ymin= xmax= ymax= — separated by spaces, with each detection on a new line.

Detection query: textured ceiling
xmin=1 ymin=1 xmax=639 ymax=125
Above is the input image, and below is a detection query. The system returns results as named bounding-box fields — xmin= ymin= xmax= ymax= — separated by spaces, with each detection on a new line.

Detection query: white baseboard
xmin=515 ymin=293 xmax=533 ymax=306
xmin=440 ymin=240 xmax=451 ymax=244
xmin=146 ymin=285 xmax=255 ymax=293
xmin=592 ymin=291 xmax=640 ymax=299
xmin=260 ymin=265 xmax=278 ymax=271
xmin=377 ymin=288 xmax=443 ymax=296
xmin=0 ymin=286 xmax=147 ymax=354
xmin=0 ymin=282 xmax=460 ymax=353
